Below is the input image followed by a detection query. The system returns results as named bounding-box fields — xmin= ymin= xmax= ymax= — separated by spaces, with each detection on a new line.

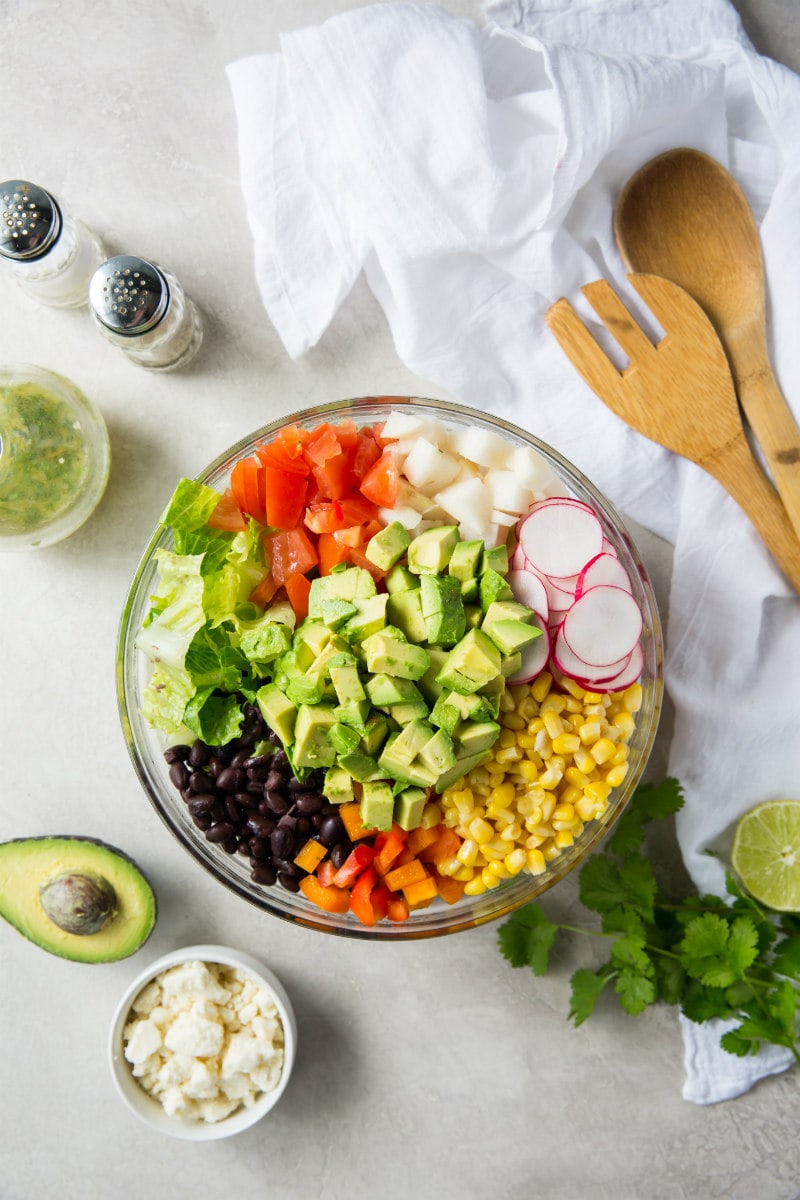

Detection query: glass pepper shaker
xmin=0 ymin=180 xmax=106 ymax=308
xmin=88 ymin=254 xmax=203 ymax=371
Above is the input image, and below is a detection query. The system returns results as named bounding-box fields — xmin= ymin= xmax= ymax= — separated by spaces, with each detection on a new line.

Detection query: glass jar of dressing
xmin=0 ymin=365 xmax=111 ymax=550
xmin=89 ymin=255 xmax=203 ymax=371
xmin=0 ymin=180 xmax=105 ymax=308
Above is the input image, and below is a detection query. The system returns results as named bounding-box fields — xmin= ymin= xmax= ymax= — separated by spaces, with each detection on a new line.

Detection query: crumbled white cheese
xmin=122 ymin=960 xmax=284 ymax=1123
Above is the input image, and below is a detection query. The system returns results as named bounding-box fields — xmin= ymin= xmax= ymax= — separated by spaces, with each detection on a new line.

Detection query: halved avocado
xmin=0 ymin=836 xmax=156 ymax=963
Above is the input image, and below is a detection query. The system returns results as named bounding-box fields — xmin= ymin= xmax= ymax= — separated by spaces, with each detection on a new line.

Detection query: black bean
xmin=225 ymin=797 xmax=244 ymax=823
xmin=236 ymin=841 xmax=252 ymax=857
xmin=188 ymin=795 xmax=216 ymax=817
xmin=168 ymin=761 xmax=190 ymax=791
xmin=229 ymin=749 xmax=251 ymax=769
xmin=246 ymin=814 xmax=277 ymax=839
xmin=294 ymin=791 xmax=323 ymax=815
xmin=244 ymin=752 xmax=271 ymax=770
xmin=209 ymin=800 xmax=227 ymax=824
xmin=263 ymin=789 xmax=288 ymax=815
xmin=286 ymin=775 xmax=306 ymax=793
xmin=330 ymin=842 xmax=351 ymax=869
xmin=247 ymin=762 xmax=272 ymax=784
xmin=277 ymin=872 xmax=301 ymax=893
xmin=270 ymin=827 xmax=292 ymax=860
xmin=164 ymin=744 xmax=190 ymax=764
xmin=206 ymin=822 xmax=235 ymax=844
xmin=263 ymin=769 xmax=284 ymax=791
xmin=180 ymin=788 xmax=194 ymax=804
xmin=272 ymin=858 xmax=298 ymax=877
xmin=216 ymin=767 xmax=245 ymax=794
xmin=234 ymin=789 xmax=258 ymax=809
xmin=318 ymin=814 xmax=345 ymax=848
xmin=208 ymin=758 xmax=222 ymax=779
xmin=188 ymin=741 xmax=211 ymax=768
xmin=251 ymin=863 xmax=277 ymax=887
xmin=222 ymin=835 xmax=239 ymax=854
xmin=267 ymin=730 xmax=282 ymax=747
xmin=249 ymin=836 xmax=270 ymax=861
xmin=191 ymin=812 xmax=212 ymax=832
xmin=188 ymin=770 xmax=212 ymax=793
xmin=271 ymin=748 xmax=289 ymax=771
xmin=310 ymin=812 xmax=325 ymax=830
xmin=295 ymin=817 xmax=312 ymax=837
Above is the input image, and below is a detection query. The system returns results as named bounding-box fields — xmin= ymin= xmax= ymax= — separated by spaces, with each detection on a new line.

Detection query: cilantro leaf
xmin=772 ymin=937 xmax=800 ymax=980
xmin=679 ymin=913 xmax=758 ymax=988
xmin=580 ymin=854 xmax=656 ymax=922
xmin=497 ymin=905 xmax=558 ymax=975
xmin=720 ymin=1025 xmax=761 ymax=1058
xmin=607 ymin=778 xmax=683 ymax=858
xmin=569 ymin=968 xmax=613 ymax=1026
xmin=607 ymin=807 xmax=646 ymax=858
xmin=653 ymin=956 xmax=685 ymax=1005
xmin=610 ymin=932 xmax=653 ymax=975
xmin=618 ymin=856 xmax=657 ymax=924
xmin=615 ymin=969 xmax=656 ymax=1016
xmin=681 ymin=981 xmax=734 ymax=1023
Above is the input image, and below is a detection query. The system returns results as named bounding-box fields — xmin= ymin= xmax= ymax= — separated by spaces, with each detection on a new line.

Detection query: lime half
xmin=732 ymin=799 xmax=800 ymax=912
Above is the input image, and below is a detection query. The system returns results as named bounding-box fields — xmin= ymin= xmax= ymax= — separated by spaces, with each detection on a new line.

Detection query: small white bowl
xmin=108 ymin=944 xmax=297 ymax=1140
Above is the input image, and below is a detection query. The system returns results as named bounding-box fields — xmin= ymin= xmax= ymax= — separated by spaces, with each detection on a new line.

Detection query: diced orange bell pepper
xmin=406 ymin=825 xmax=440 ymax=857
xmin=383 ymin=859 xmax=428 ymax=893
xmin=299 ymin=875 xmax=351 ymax=914
xmin=293 ymin=838 xmax=328 ymax=873
xmin=432 ymin=826 xmax=463 ymax=865
xmin=386 ymin=894 xmax=410 ymax=923
xmin=435 ymin=875 xmax=467 ymax=906
xmin=339 ymin=802 xmax=376 ymax=842
xmin=402 ymin=875 xmax=439 ymax=906
xmin=373 ymin=830 xmax=407 ymax=877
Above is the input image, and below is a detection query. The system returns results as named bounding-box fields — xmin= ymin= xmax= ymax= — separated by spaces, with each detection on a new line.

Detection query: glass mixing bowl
xmin=117 ymin=397 xmax=663 ymax=939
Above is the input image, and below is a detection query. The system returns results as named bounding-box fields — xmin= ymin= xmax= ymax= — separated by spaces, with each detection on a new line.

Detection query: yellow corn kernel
xmin=517 ymin=733 xmax=537 ymax=753
xmin=500 ymin=821 xmax=523 ymax=842
xmin=499 ymin=687 xmax=516 ymax=712
xmin=584 ymin=780 xmax=612 ymax=805
xmin=420 ymin=802 xmax=443 ymax=828
xmin=486 ymin=860 xmax=510 ymax=881
xmin=464 ymin=876 xmax=487 ymax=896
xmin=623 ymin=682 xmax=643 ymax=713
xmin=543 ymin=841 xmax=562 ymax=861
xmin=489 ymin=782 xmax=516 ymax=807
xmin=443 ymin=810 xmax=460 ymax=828
xmin=540 ymin=693 xmax=566 ymax=715
xmin=578 ymin=719 xmax=602 ymax=744
xmin=554 ymin=829 xmax=575 ymax=849
xmin=456 ymin=838 xmax=480 ymax=867
xmin=539 ymin=765 xmax=563 ymax=790
xmin=495 ymin=747 xmax=522 ymax=764
xmin=564 ymin=762 xmax=592 ymax=786
xmin=525 ymin=833 xmax=545 ymax=850
xmin=576 ymin=794 xmax=600 ymax=822
xmin=590 ymin=737 xmax=617 ymax=764
xmin=498 ymin=728 xmax=516 ymax=748
xmin=453 ymin=865 xmax=476 ymax=882
xmin=552 ymin=731 xmax=581 ymax=756
xmin=517 ymin=759 xmax=540 ymax=782
xmin=527 ymin=716 xmax=545 ymax=735
xmin=488 ymin=771 xmax=506 ymax=789
xmin=526 ymin=848 xmax=547 ymax=874
xmin=525 ymin=822 xmax=555 ymax=840
xmin=552 ymin=802 xmax=576 ymax=823
xmin=481 ymin=866 xmax=502 ymax=889
xmin=468 ymin=817 xmax=494 ymax=844
xmin=518 ymin=697 xmax=539 ymax=721
xmin=542 ymin=710 xmax=565 ymax=739
xmin=611 ymin=743 xmax=630 ymax=765
xmin=605 ymin=762 xmax=630 ymax=788
xmin=504 ymin=848 xmax=528 ymax=875
xmin=583 ymin=690 xmax=603 ymax=704
xmin=436 ymin=855 xmax=462 ymax=877
xmin=531 ymin=672 xmax=553 ymax=703
xmin=613 ymin=711 xmax=635 ymax=737
xmin=574 ymin=750 xmax=597 ymax=777
xmin=520 ymin=805 xmax=544 ymax=829
xmin=502 ymin=712 xmax=526 ymax=731
xmin=559 ymin=676 xmax=586 ymax=701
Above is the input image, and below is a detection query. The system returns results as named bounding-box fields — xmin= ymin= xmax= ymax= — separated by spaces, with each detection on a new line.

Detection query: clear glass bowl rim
xmin=117 ymin=395 xmax=664 ymax=940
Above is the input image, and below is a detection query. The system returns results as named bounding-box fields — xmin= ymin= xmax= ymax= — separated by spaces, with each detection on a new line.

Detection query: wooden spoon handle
xmin=735 ymin=361 xmax=800 ymax=545
xmin=706 ymin=431 xmax=800 ymax=592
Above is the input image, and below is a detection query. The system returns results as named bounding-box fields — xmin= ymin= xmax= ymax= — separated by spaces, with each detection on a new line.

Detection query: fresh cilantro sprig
xmin=498 ymin=778 xmax=800 ymax=1066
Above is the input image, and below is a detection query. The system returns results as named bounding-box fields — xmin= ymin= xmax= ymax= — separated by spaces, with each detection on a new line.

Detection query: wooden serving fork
xmin=545 ymin=273 xmax=800 ymax=592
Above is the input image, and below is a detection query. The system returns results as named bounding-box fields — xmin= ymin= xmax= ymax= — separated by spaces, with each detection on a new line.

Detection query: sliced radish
xmin=540 ymin=572 xmax=578 ymax=610
xmin=562 ymin=586 xmax=643 ymax=667
xmin=511 ymin=542 xmax=528 ymax=571
xmin=506 ymin=617 xmax=550 ymax=683
xmin=518 ymin=500 xmax=604 ymax=579
xmin=600 ymin=642 xmax=644 ymax=692
xmin=506 ymin=569 xmax=549 ymax=621
xmin=602 ymin=537 xmax=618 ymax=558
xmin=552 ymin=628 xmax=631 ymax=684
xmin=575 ymin=553 xmax=633 ymax=598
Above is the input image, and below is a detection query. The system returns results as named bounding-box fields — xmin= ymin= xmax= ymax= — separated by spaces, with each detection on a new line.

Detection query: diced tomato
xmin=304 ymin=501 xmax=345 ymax=534
xmin=231 ymin=457 xmax=267 ymax=524
xmin=359 ymin=449 xmax=398 ymax=508
xmin=317 ymin=531 xmax=350 ymax=575
xmin=284 ymin=571 xmax=311 ymax=621
xmin=349 ymin=865 xmax=379 ymax=927
xmin=338 ymin=494 xmax=378 ymax=525
xmin=249 ymin=574 xmax=279 ymax=608
xmin=206 ymin=487 xmax=247 ymax=532
xmin=347 ymin=544 xmax=386 ymax=582
xmin=304 ymin=425 xmax=342 ymax=468
xmin=264 ymin=526 xmax=318 ymax=585
xmin=352 ymin=429 xmax=382 ymax=480
xmin=313 ymin=448 xmax=356 ymax=500
xmin=264 ymin=464 xmax=307 ymax=529
xmin=332 ymin=524 xmax=366 ymax=549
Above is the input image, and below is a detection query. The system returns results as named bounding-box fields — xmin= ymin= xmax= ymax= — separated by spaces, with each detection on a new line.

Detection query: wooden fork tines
xmin=545 ymin=273 xmax=800 ymax=592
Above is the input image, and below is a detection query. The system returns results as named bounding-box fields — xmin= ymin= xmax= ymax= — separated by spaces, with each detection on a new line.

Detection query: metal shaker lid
xmin=0 ymin=180 xmax=62 ymax=261
xmin=89 ymin=255 xmax=170 ymax=336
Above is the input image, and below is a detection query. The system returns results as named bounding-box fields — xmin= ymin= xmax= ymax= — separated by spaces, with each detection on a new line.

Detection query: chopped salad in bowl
xmin=117 ymin=396 xmax=663 ymax=938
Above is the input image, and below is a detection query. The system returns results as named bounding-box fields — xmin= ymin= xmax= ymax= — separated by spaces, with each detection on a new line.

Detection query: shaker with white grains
xmin=89 ymin=255 xmax=203 ymax=371
xmin=0 ymin=179 xmax=105 ymax=308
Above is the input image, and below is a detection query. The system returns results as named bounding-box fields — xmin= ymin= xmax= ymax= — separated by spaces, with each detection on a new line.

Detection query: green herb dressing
xmin=0 ymin=380 xmax=91 ymax=535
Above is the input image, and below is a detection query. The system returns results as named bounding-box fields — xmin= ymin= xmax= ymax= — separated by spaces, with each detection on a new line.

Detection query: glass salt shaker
xmin=0 ymin=179 xmax=105 ymax=308
xmin=88 ymin=254 xmax=203 ymax=371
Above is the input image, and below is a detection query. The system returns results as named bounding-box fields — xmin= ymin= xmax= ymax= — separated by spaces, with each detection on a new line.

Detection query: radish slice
xmin=548 ymin=609 xmax=569 ymax=633
xmin=602 ymin=537 xmax=618 ymax=558
xmin=506 ymin=617 xmax=550 ymax=683
xmin=561 ymin=586 xmax=643 ymax=667
xmin=511 ymin=542 xmax=528 ymax=571
xmin=518 ymin=500 xmax=604 ymax=579
xmin=506 ymin=569 xmax=549 ymax=621
xmin=600 ymin=642 xmax=644 ymax=692
xmin=552 ymin=629 xmax=631 ymax=684
xmin=575 ymin=553 xmax=633 ymax=598
xmin=539 ymin=572 xmax=577 ymax=610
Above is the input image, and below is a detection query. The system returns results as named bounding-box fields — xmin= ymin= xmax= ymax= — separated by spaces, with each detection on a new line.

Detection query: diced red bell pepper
xmin=370 ymin=883 xmax=391 ymax=921
xmin=349 ymin=865 xmax=379 ymax=927
xmin=264 ymin=526 xmax=318 ymax=585
xmin=316 ymin=860 xmax=338 ymax=888
xmin=332 ymin=844 xmax=376 ymax=889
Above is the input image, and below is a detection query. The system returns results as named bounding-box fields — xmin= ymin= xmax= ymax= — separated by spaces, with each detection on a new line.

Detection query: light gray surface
xmin=1 ymin=4 xmax=798 ymax=1199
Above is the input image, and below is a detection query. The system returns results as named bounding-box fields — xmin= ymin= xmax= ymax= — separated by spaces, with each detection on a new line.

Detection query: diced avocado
xmin=429 ymin=693 xmax=461 ymax=735
xmin=500 ymin=650 xmax=523 ymax=678
xmin=363 ymin=631 xmax=430 ymax=680
xmin=292 ymin=703 xmax=338 ymax=768
xmin=486 ymin=618 xmax=543 ymax=656
xmin=343 ymin=593 xmax=388 ymax=642
xmin=319 ymin=599 xmax=358 ymax=630
xmin=329 ymin=722 xmax=362 ymax=756
xmin=334 ymin=699 xmax=372 ymax=733
xmin=436 ymin=628 xmax=502 ymax=695
xmin=330 ymin=662 xmax=366 ymax=705
xmin=448 ymin=538 xmax=483 ymax=582
xmin=308 ymin=566 xmax=377 ymax=617
xmin=407 ymin=525 xmax=459 ymax=574
xmin=387 ymin=700 xmax=430 ymax=725
xmin=323 ymin=767 xmax=355 ymax=805
xmin=283 ymin=639 xmax=315 ymax=674
xmin=365 ymin=674 xmax=424 ymax=708
xmin=478 ymin=671 xmax=506 ymax=696
xmin=433 ymin=750 xmax=492 ymax=793
xmin=453 ymin=719 xmax=501 ymax=757
xmin=483 ymin=600 xmax=535 ymax=626
xmin=442 ymin=690 xmax=497 ymax=724
xmin=384 ymin=563 xmax=419 ymax=595
xmin=239 ymin=620 xmax=292 ymax=664
xmin=393 ymin=787 xmax=428 ymax=832
xmin=482 ymin=544 xmax=509 ymax=575
xmin=365 ymin=521 xmax=411 ymax=571
xmin=295 ymin=621 xmax=332 ymax=658
xmin=308 ymin=637 xmax=353 ymax=679
xmin=378 ymin=735 xmax=438 ymax=788
xmin=418 ymin=727 xmax=457 ymax=774
xmin=286 ymin=672 xmax=326 ymax=706
xmin=389 ymin=718 xmax=436 ymax=764
xmin=256 ymin=683 xmax=297 ymax=746
xmin=420 ymin=575 xmax=465 ymax=647
xmin=387 ymin=588 xmax=428 ymax=644
xmin=463 ymin=604 xmax=482 ymax=629
xmin=360 ymin=781 xmax=395 ymax=832
xmin=417 ymin=646 xmax=449 ymax=705
xmin=479 ymin=568 xmax=513 ymax=611
xmin=460 ymin=577 xmax=480 ymax=605
xmin=360 ymin=713 xmax=390 ymax=757
xmin=337 ymin=752 xmax=387 ymax=782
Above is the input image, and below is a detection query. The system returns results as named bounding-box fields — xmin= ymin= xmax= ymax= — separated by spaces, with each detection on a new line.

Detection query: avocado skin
xmin=0 ymin=836 xmax=157 ymax=964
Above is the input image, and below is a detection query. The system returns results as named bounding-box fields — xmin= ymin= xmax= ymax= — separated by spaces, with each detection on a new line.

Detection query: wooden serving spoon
xmin=614 ymin=147 xmax=800 ymax=544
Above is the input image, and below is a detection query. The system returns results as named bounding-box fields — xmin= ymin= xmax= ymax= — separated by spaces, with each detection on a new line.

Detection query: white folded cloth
xmin=227 ymin=0 xmax=800 ymax=1103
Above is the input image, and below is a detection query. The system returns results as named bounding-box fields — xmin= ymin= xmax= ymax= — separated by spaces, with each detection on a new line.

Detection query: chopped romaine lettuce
xmin=159 ymin=478 xmax=221 ymax=532
xmin=183 ymin=686 xmax=244 ymax=745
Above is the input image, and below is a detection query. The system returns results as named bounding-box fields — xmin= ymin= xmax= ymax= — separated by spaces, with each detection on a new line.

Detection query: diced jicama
xmin=506 ymin=569 xmax=549 ymax=622
xmin=506 ymin=616 xmax=550 ymax=683
xmin=451 ymin=426 xmax=512 ymax=470
xmin=402 ymin=437 xmax=462 ymax=491
xmin=561 ymin=585 xmax=643 ymax=667
xmin=396 ymin=479 xmax=449 ymax=519
xmin=491 ymin=509 xmax=518 ymax=528
xmin=518 ymin=500 xmax=604 ymax=579
xmin=380 ymin=411 xmax=446 ymax=441
xmin=576 ymin=553 xmax=633 ymax=597
xmin=378 ymin=505 xmax=425 ymax=531
xmin=434 ymin=477 xmax=495 ymax=531
xmin=484 ymin=469 xmax=535 ymax=515
xmin=511 ymin=446 xmax=560 ymax=497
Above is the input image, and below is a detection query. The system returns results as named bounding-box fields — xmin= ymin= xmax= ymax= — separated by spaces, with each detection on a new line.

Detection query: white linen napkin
xmin=226 ymin=0 xmax=800 ymax=1103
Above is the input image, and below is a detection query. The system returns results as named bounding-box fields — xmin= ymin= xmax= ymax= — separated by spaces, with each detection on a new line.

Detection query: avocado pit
xmin=40 ymin=871 xmax=117 ymax=936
